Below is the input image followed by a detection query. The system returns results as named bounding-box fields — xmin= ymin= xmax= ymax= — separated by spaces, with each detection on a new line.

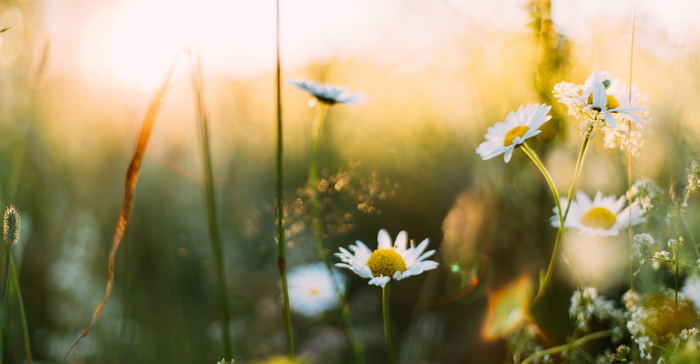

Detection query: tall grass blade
xmin=65 ymin=52 xmax=184 ymax=358
xmin=275 ymin=0 xmax=295 ymax=358
xmin=188 ymin=48 xmax=234 ymax=359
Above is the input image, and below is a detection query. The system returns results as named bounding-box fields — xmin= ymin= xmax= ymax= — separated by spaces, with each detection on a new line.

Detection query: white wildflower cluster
xmin=569 ymin=287 xmax=618 ymax=331
xmin=624 ymin=289 xmax=694 ymax=360
xmin=654 ymin=251 xmax=671 ymax=261
xmin=680 ymin=327 xmax=699 ymax=341
xmin=504 ymin=320 xmax=540 ymax=358
xmin=602 ymin=120 xmax=650 ymax=157
xmin=624 ymin=290 xmax=656 ymax=360
xmin=628 ymin=179 xmax=664 ymax=211
xmin=631 ymin=233 xmax=655 ymax=267
xmin=552 ymin=82 xmax=584 ymax=118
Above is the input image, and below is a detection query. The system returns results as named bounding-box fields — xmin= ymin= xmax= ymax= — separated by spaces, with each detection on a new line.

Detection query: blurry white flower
xmin=335 ymin=229 xmax=438 ymax=288
xmin=475 ymin=103 xmax=552 ymax=163
xmin=287 ymin=262 xmax=345 ymax=317
xmin=287 ymin=78 xmax=366 ymax=106
xmin=682 ymin=276 xmax=700 ymax=311
xmin=551 ymin=191 xmax=645 ymax=237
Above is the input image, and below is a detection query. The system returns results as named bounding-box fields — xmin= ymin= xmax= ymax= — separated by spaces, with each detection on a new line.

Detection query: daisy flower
xmin=475 ymin=103 xmax=552 ymax=163
xmin=335 ymin=229 xmax=438 ymax=288
xmin=551 ymin=190 xmax=645 ymax=237
xmin=287 ymin=262 xmax=345 ymax=317
xmin=287 ymin=78 xmax=366 ymax=106
xmin=554 ymin=71 xmax=649 ymax=129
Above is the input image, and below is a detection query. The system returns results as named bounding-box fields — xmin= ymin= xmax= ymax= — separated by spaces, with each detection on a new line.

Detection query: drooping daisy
xmin=287 ymin=78 xmax=366 ymax=106
xmin=287 ymin=262 xmax=345 ymax=317
xmin=551 ymin=190 xmax=645 ymax=237
xmin=335 ymin=229 xmax=438 ymax=288
xmin=475 ymin=103 xmax=552 ymax=163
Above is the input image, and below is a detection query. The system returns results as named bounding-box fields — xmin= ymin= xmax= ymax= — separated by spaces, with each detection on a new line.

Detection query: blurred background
xmin=0 ymin=0 xmax=699 ymax=362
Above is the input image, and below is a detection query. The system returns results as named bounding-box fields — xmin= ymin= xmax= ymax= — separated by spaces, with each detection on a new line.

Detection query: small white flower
xmin=551 ymin=190 xmax=645 ymax=237
xmin=335 ymin=229 xmax=438 ymax=288
xmin=475 ymin=103 xmax=552 ymax=163
xmin=287 ymin=78 xmax=366 ymax=106
xmin=287 ymin=262 xmax=345 ymax=317
xmin=653 ymin=251 xmax=671 ymax=260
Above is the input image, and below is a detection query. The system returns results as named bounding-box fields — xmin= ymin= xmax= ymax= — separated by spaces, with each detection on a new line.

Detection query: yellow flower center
xmin=366 ymin=249 xmax=407 ymax=277
xmin=503 ymin=125 xmax=529 ymax=147
xmin=587 ymin=93 xmax=620 ymax=110
xmin=309 ymin=288 xmax=319 ymax=296
xmin=581 ymin=207 xmax=617 ymax=230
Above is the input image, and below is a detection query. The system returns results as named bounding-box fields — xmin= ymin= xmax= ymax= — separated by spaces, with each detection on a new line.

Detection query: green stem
xmin=520 ymin=330 xmax=613 ymax=364
xmin=521 ymin=143 xmax=583 ymax=295
xmin=9 ymin=260 xmax=30 ymax=364
xmin=532 ymin=131 xmax=591 ymax=307
xmin=0 ymin=245 xmax=12 ymax=364
xmin=189 ymin=50 xmax=233 ymax=359
xmin=382 ymin=283 xmax=395 ymax=364
xmin=275 ymin=0 xmax=294 ymax=358
xmin=308 ymin=102 xmax=364 ymax=364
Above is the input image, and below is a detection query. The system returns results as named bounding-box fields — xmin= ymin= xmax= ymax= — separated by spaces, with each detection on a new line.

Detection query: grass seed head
xmin=3 ymin=205 xmax=20 ymax=245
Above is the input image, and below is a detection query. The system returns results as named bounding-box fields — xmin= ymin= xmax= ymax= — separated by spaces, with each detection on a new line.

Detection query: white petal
xmin=369 ymin=277 xmax=391 ymax=287
xmin=377 ymin=229 xmax=392 ymax=249
xmin=504 ymin=146 xmax=515 ymax=163
xmin=394 ymin=231 xmax=408 ymax=252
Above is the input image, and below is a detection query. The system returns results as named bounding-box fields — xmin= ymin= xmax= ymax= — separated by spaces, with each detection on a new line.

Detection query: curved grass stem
xmin=189 ymin=49 xmax=233 ymax=359
xmin=308 ymin=102 xmax=365 ymax=364
xmin=521 ymin=143 xmax=583 ymax=300
xmin=520 ymin=330 xmax=613 ymax=364
xmin=382 ymin=283 xmax=395 ymax=364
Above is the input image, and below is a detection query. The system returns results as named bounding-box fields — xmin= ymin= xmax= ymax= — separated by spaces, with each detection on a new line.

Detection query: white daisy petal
xmin=377 ymin=229 xmax=392 ymax=249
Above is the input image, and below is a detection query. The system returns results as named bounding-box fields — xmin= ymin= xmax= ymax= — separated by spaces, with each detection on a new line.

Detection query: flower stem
xmin=520 ymin=330 xmax=613 ymax=364
xmin=521 ymin=143 xmax=583 ymax=295
xmin=0 ymin=245 xmax=12 ymax=364
xmin=531 ymin=131 xmax=591 ymax=307
xmin=382 ymin=283 xmax=395 ymax=364
xmin=276 ymin=0 xmax=294 ymax=358
xmin=308 ymin=102 xmax=365 ymax=364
